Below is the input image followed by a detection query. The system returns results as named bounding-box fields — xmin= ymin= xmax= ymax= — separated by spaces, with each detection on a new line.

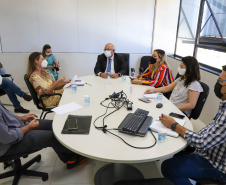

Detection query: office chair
xmin=0 ymin=74 xmax=14 ymax=106
xmin=118 ymin=53 xmax=130 ymax=75
xmin=24 ymin=74 xmax=62 ymax=119
xmin=139 ymin=56 xmax=151 ymax=74
xmin=0 ymin=152 xmax=48 ymax=185
xmin=114 ymin=178 xmax=174 ymax=185
xmin=191 ymin=178 xmax=226 ymax=185
xmin=189 ymin=82 xmax=209 ymax=120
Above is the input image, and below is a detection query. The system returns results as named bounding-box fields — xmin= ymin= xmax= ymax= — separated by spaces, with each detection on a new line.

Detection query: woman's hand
xmin=144 ymin=88 xmax=155 ymax=94
xmin=57 ymin=77 xmax=66 ymax=84
xmin=131 ymin=79 xmax=142 ymax=84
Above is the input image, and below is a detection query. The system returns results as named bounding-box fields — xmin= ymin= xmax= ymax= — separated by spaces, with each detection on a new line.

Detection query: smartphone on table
xmin=138 ymin=98 xmax=151 ymax=103
xmin=169 ymin=112 xmax=185 ymax=119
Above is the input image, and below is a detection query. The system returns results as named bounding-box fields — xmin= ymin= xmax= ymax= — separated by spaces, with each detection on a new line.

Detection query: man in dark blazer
xmin=94 ymin=43 xmax=126 ymax=78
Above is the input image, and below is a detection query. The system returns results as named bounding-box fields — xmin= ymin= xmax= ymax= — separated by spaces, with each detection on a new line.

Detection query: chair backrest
xmin=189 ymin=81 xmax=210 ymax=120
xmin=140 ymin=56 xmax=151 ymax=74
xmin=118 ymin=53 xmax=130 ymax=75
xmin=24 ymin=74 xmax=42 ymax=110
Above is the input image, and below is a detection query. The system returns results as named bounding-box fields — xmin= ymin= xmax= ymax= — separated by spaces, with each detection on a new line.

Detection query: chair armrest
xmin=2 ymin=74 xmax=14 ymax=81
xmin=39 ymin=93 xmax=62 ymax=109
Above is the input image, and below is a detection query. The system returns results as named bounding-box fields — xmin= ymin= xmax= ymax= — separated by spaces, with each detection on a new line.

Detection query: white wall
xmin=168 ymin=57 xmax=221 ymax=125
xmin=152 ymin=0 xmax=180 ymax=55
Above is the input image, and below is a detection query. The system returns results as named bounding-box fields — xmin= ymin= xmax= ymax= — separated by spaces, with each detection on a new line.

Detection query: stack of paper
xmin=143 ymin=93 xmax=158 ymax=99
xmin=149 ymin=118 xmax=186 ymax=137
xmin=52 ymin=102 xmax=83 ymax=114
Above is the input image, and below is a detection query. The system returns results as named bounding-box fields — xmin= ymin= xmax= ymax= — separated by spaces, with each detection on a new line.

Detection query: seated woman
xmin=42 ymin=44 xmax=60 ymax=81
xmin=144 ymin=56 xmax=203 ymax=116
xmin=27 ymin=52 xmax=70 ymax=108
xmin=131 ymin=49 xmax=174 ymax=87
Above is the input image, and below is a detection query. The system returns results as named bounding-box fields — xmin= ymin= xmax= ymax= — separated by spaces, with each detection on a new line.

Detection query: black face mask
xmin=214 ymin=82 xmax=223 ymax=99
xmin=150 ymin=56 xmax=157 ymax=64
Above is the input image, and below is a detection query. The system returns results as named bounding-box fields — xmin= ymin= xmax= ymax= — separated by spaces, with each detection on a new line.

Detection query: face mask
xmin=178 ymin=67 xmax=186 ymax=76
xmin=214 ymin=82 xmax=223 ymax=99
xmin=104 ymin=50 xmax=112 ymax=58
xmin=150 ymin=56 xmax=156 ymax=64
xmin=41 ymin=60 xmax=48 ymax=68
xmin=45 ymin=52 xmax=51 ymax=56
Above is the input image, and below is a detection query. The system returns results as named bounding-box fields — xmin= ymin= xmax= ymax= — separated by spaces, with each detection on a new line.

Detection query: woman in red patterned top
xmin=131 ymin=49 xmax=174 ymax=87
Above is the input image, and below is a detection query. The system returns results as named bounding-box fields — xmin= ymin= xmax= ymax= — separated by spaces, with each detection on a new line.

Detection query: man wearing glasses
xmin=94 ymin=43 xmax=126 ymax=79
xmin=160 ymin=65 xmax=226 ymax=185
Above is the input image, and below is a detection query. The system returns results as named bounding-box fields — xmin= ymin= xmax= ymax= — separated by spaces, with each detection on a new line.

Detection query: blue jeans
xmin=161 ymin=154 xmax=226 ymax=185
xmin=0 ymin=78 xmax=25 ymax=109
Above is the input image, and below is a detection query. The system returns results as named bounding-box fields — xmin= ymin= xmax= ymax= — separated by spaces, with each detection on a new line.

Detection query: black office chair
xmin=118 ymin=53 xmax=130 ymax=75
xmin=139 ymin=56 xmax=151 ymax=74
xmin=0 ymin=152 xmax=48 ymax=185
xmin=0 ymin=74 xmax=14 ymax=106
xmin=114 ymin=178 xmax=174 ymax=185
xmin=188 ymin=82 xmax=209 ymax=120
xmin=24 ymin=74 xmax=62 ymax=119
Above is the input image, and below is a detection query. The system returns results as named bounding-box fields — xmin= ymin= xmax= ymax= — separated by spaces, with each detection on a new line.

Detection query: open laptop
xmin=118 ymin=113 xmax=153 ymax=137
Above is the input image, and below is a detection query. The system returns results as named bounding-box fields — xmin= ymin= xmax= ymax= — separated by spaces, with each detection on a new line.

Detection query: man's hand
xmin=19 ymin=113 xmax=38 ymax=122
xmin=131 ymin=79 xmax=142 ymax=84
xmin=159 ymin=114 xmax=176 ymax=128
xmin=110 ymin=73 xmax=119 ymax=78
xmin=28 ymin=119 xmax=39 ymax=130
xmin=100 ymin=73 xmax=109 ymax=78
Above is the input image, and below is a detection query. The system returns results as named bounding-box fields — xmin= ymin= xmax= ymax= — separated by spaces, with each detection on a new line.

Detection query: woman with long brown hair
xmin=27 ymin=52 xmax=70 ymax=108
xmin=144 ymin=56 xmax=203 ymax=116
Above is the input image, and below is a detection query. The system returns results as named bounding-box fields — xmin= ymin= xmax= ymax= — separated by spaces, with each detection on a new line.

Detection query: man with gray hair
xmin=94 ymin=43 xmax=126 ymax=79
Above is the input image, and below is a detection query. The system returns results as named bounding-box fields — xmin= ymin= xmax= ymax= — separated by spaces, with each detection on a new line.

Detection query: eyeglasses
xmin=104 ymin=49 xmax=113 ymax=51
xmin=217 ymin=79 xmax=226 ymax=82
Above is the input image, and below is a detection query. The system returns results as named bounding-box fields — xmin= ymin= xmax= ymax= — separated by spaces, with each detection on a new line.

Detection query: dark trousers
xmin=161 ymin=154 xmax=226 ymax=185
xmin=2 ymin=119 xmax=76 ymax=163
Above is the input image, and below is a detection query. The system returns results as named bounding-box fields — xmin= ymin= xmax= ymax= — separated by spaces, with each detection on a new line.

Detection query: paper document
xmin=52 ymin=102 xmax=83 ymax=114
xmin=149 ymin=118 xmax=186 ymax=138
xmin=63 ymin=75 xmax=84 ymax=88
xmin=143 ymin=93 xmax=158 ymax=99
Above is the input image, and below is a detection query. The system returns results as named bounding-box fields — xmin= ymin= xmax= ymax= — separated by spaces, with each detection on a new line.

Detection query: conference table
xmin=52 ymin=75 xmax=193 ymax=185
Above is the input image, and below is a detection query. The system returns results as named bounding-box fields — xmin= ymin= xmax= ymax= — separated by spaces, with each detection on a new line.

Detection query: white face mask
xmin=45 ymin=52 xmax=51 ymax=56
xmin=41 ymin=60 xmax=48 ymax=68
xmin=104 ymin=50 xmax=112 ymax=58
xmin=178 ymin=67 xmax=186 ymax=76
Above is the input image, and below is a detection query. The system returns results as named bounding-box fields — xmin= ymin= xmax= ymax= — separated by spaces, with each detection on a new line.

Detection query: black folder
xmin=61 ymin=115 xmax=92 ymax=134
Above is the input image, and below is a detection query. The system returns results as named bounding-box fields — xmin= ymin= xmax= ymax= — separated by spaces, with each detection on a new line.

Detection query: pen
xmin=85 ymin=83 xmax=92 ymax=86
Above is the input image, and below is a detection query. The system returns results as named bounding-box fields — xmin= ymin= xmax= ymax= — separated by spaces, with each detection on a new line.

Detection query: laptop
xmin=118 ymin=113 xmax=153 ymax=137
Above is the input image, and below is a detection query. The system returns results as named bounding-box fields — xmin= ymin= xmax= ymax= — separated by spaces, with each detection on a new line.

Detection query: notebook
xmin=143 ymin=93 xmax=158 ymax=99
xmin=61 ymin=115 xmax=92 ymax=134
xmin=149 ymin=118 xmax=186 ymax=138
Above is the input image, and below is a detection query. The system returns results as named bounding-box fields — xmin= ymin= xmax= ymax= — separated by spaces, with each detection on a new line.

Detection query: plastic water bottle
xmin=84 ymin=95 xmax=90 ymax=106
xmin=157 ymin=93 xmax=163 ymax=103
xmin=107 ymin=76 xmax=111 ymax=85
xmin=158 ymin=128 xmax=166 ymax=143
xmin=130 ymin=85 xmax=133 ymax=94
xmin=122 ymin=75 xmax=126 ymax=83
xmin=71 ymin=84 xmax=77 ymax=93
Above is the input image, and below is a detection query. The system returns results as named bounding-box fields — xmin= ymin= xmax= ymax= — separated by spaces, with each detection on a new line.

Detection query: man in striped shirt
xmin=160 ymin=65 xmax=226 ymax=185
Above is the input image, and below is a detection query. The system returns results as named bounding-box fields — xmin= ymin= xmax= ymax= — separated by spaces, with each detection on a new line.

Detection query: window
xmin=175 ymin=0 xmax=225 ymax=72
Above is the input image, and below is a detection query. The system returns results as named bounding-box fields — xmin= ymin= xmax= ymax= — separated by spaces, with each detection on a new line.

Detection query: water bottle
xmin=71 ymin=84 xmax=77 ymax=93
xmin=84 ymin=95 xmax=90 ymax=106
xmin=122 ymin=75 xmax=126 ymax=83
xmin=158 ymin=128 xmax=167 ymax=143
xmin=157 ymin=93 xmax=163 ymax=103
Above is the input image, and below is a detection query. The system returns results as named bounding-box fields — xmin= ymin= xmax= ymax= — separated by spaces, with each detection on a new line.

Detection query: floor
xmin=0 ymin=91 xmax=206 ymax=185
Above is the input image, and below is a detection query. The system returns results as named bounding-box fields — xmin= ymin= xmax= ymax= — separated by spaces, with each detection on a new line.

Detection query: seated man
xmin=0 ymin=76 xmax=32 ymax=113
xmin=0 ymin=101 xmax=87 ymax=169
xmin=94 ymin=43 xmax=126 ymax=79
xmin=160 ymin=65 xmax=226 ymax=185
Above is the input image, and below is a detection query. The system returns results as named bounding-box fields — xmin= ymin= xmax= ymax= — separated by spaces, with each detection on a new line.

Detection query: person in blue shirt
xmin=160 ymin=65 xmax=226 ymax=185
xmin=42 ymin=44 xmax=60 ymax=81
xmin=0 ymin=102 xmax=87 ymax=169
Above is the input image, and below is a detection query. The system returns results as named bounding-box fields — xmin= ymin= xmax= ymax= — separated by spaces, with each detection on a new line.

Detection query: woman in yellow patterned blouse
xmin=27 ymin=52 xmax=71 ymax=108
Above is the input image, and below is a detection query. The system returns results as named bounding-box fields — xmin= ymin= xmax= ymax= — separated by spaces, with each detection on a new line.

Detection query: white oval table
xmin=52 ymin=75 xmax=193 ymax=185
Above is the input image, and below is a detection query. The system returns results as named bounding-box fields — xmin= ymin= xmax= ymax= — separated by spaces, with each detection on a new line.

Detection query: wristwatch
xmin=171 ymin=122 xmax=178 ymax=131
xmin=118 ymin=73 xmax=121 ymax=77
